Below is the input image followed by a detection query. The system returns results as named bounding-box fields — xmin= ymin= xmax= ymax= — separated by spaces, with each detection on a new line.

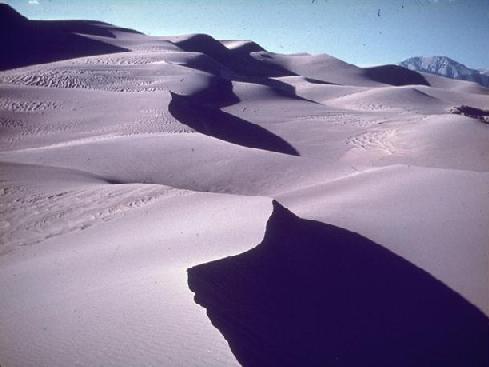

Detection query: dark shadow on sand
xmin=188 ymin=201 xmax=489 ymax=367
xmin=263 ymin=78 xmax=320 ymax=104
xmin=187 ymin=77 xmax=240 ymax=108
xmin=0 ymin=4 xmax=130 ymax=70
xmin=174 ymin=34 xmax=295 ymax=78
xmin=364 ymin=64 xmax=430 ymax=86
xmin=168 ymin=93 xmax=299 ymax=156
xmin=450 ymin=105 xmax=489 ymax=124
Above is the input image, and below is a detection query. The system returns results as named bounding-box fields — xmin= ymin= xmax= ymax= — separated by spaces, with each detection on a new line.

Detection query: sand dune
xmin=189 ymin=201 xmax=488 ymax=367
xmin=173 ymin=33 xmax=293 ymax=78
xmin=0 ymin=4 xmax=133 ymax=70
xmin=1 ymin=5 xmax=488 ymax=366
xmin=0 ymin=164 xmax=272 ymax=366
xmin=422 ymin=72 xmax=489 ymax=95
xmin=278 ymin=164 xmax=489 ymax=314
xmin=327 ymin=86 xmax=445 ymax=112
xmin=251 ymin=52 xmax=379 ymax=86
xmin=270 ymin=76 xmax=366 ymax=103
xmin=168 ymin=92 xmax=299 ymax=155
xmin=220 ymin=40 xmax=266 ymax=54
xmin=362 ymin=64 xmax=430 ymax=86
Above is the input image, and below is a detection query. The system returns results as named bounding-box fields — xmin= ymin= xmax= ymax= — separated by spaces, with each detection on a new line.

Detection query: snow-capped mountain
xmin=479 ymin=68 xmax=489 ymax=77
xmin=400 ymin=56 xmax=489 ymax=88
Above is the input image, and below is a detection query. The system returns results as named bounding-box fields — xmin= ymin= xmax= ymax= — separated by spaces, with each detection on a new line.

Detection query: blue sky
xmin=6 ymin=0 xmax=489 ymax=68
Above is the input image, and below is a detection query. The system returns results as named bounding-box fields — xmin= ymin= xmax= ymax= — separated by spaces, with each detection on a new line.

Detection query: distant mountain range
xmin=400 ymin=56 xmax=489 ymax=88
xmin=478 ymin=68 xmax=489 ymax=77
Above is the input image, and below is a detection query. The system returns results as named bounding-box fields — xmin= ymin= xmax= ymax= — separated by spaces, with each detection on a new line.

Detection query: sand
xmin=1 ymin=5 xmax=488 ymax=366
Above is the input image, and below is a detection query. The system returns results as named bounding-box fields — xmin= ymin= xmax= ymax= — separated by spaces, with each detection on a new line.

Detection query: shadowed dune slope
xmin=188 ymin=201 xmax=489 ymax=367
xmin=0 ymin=4 xmax=129 ymax=70
xmin=262 ymin=78 xmax=320 ymax=104
xmin=363 ymin=64 xmax=430 ymax=86
xmin=177 ymin=52 xmax=234 ymax=77
xmin=252 ymin=53 xmax=430 ymax=87
xmin=30 ymin=20 xmax=143 ymax=39
xmin=251 ymin=52 xmax=373 ymax=86
xmin=168 ymin=92 xmax=299 ymax=156
xmin=183 ymin=77 xmax=240 ymax=108
xmin=220 ymin=40 xmax=266 ymax=54
xmin=174 ymin=34 xmax=294 ymax=78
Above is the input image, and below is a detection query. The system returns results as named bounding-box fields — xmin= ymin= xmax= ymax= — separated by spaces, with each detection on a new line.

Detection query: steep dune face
xmin=271 ymin=76 xmax=367 ymax=103
xmin=220 ymin=40 xmax=266 ymax=54
xmin=0 ymin=4 xmax=131 ymax=70
xmin=174 ymin=33 xmax=293 ymax=78
xmin=278 ymin=165 xmax=489 ymax=315
xmin=362 ymin=64 xmax=430 ymax=86
xmin=0 ymin=164 xmax=273 ymax=366
xmin=250 ymin=53 xmax=429 ymax=88
xmin=252 ymin=52 xmax=377 ymax=86
xmin=188 ymin=201 xmax=489 ymax=367
xmin=168 ymin=92 xmax=299 ymax=155
xmin=180 ymin=76 xmax=240 ymax=107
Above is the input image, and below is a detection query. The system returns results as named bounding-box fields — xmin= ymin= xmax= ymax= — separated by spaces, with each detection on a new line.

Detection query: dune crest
xmin=168 ymin=92 xmax=300 ymax=156
xmin=0 ymin=4 xmax=132 ymax=70
xmin=188 ymin=201 xmax=489 ymax=367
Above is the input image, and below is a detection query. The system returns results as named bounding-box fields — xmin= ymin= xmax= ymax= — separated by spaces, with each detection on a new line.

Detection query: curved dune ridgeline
xmin=169 ymin=92 xmax=300 ymax=156
xmin=188 ymin=201 xmax=489 ymax=367
xmin=0 ymin=4 xmax=131 ymax=71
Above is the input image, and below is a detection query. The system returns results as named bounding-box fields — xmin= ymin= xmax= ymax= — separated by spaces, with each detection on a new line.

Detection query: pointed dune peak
xmin=174 ymin=33 xmax=229 ymax=54
xmin=0 ymin=5 xmax=128 ymax=70
xmin=188 ymin=201 xmax=489 ymax=366
xmin=220 ymin=40 xmax=266 ymax=54
xmin=0 ymin=4 xmax=139 ymax=37
xmin=173 ymin=33 xmax=294 ymax=78
xmin=0 ymin=4 xmax=28 ymax=25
